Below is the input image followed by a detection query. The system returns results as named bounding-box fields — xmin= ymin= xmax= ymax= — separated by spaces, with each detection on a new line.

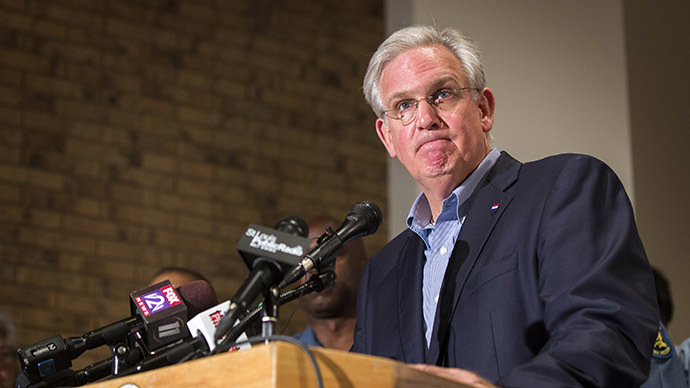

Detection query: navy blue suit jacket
xmin=352 ymin=152 xmax=658 ymax=387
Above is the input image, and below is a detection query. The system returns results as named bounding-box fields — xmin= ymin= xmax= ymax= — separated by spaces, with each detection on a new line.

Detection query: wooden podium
xmin=85 ymin=342 xmax=466 ymax=387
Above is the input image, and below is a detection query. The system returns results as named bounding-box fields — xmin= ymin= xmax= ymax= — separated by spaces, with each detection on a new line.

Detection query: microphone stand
xmin=213 ymin=270 xmax=336 ymax=353
xmin=261 ymin=285 xmax=280 ymax=339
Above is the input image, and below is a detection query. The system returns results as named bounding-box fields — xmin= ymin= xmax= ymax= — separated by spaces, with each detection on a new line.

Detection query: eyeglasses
xmin=383 ymin=87 xmax=479 ymax=126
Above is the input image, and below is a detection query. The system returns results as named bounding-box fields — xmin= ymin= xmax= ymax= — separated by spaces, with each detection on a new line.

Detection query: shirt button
xmin=440 ymin=246 xmax=448 ymax=255
xmin=434 ymin=295 xmax=439 ymax=303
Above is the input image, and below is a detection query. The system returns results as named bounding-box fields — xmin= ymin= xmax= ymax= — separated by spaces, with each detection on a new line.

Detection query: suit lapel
xmin=427 ymin=152 xmax=521 ymax=365
xmin=397 ymin=232 xmax=427 ymax=363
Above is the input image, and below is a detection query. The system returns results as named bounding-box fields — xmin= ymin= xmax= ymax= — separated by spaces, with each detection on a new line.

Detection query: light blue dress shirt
xmin=406 ymin=148 xmax=501 ymax=347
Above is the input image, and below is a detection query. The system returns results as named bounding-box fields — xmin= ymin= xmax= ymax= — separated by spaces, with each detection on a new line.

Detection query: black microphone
xmin=279 ymin=201 xmax=382 ymax=288
xmin=14 ymin=356 xmax=115 ymax=388
xmin=213 ymin=216 xmax=310 ymax=342
xmin=90 ymin=279 xmax=216 ymax=352
xmin=17 ymin=280 xmax=217 ymax=385
xmin=115 ymin=335 xmax=209 ymax=377
xmin=112 ymin=271 xmax=339 ymax=375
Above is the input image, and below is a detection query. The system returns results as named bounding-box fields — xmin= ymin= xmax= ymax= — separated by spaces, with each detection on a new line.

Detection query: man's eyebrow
xmin=384 ymin=76 xmax=460 ymax=105
xmin=385 ymin=89 xmax=414 ymax=106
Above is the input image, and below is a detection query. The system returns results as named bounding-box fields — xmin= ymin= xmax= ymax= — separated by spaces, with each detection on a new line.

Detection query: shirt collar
xmin=407 ymin=147 xmax=501 ymax=230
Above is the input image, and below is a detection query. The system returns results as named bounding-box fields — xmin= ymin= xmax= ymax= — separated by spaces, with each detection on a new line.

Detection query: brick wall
xmin=0 ymin=0 xmax=386 ymax=368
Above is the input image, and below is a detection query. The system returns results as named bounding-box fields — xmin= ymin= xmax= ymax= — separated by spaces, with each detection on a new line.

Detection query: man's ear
xmin=478 ymin=88 xmax=496 ymax=133
xmin=376 ymin=118 xmax=397 ymax=158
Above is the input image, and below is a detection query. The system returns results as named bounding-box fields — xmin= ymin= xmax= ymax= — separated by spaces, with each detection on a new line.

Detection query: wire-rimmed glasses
xmin=382 ymin=87 xmax=479 ymax=126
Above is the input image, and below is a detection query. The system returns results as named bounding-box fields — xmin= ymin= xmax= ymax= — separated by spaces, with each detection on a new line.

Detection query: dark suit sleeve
xmin=497 ymin=156 xmax=658 ymax=387
xmin=352 ymin=255 xmax=370 ymax=354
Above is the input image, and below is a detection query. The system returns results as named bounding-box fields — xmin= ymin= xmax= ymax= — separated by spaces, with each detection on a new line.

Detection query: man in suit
xmin=352 ymin=25 xmax=658 ymax=387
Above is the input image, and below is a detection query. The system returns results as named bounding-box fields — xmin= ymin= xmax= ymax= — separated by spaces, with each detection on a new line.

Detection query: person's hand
xmin=409 ymin=364 xmax=498 ymax=388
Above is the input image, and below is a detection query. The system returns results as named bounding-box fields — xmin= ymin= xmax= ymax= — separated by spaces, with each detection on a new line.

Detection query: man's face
xmin=375 ymin=45 xmax=495 ymax=190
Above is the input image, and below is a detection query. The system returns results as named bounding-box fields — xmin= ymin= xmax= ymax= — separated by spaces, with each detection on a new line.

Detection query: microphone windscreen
xmin=177 ymin=280 xmax=218 ymax=318
xmin=349 ymin=201 xmax=383 ymax=235
xmin=274 ymin=215 xmax=309 ymax=237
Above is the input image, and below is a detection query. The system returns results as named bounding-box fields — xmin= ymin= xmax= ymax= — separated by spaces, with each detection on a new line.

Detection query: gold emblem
xmin=653 ymin=329 xmax=672 ymax=358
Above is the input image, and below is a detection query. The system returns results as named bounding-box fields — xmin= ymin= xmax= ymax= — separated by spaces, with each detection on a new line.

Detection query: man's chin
xmin=310 ymin=310 xmax=342 ymax=320
xmin=304 ymin=300 xmax=344 ymax=318
xmin=305 ymin=297 xmax=334 ymax=311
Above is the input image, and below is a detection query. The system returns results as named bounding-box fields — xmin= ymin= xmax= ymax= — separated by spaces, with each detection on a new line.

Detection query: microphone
xmin=212 ymin=216 xmax=310 ymax=342
xmin=115 ymin=335 xmax=210 ymax=377
xmin=186 ymin=300 xmax=251 ymax=353
xmin=14 ymin=357 xmax=114 ymax=388
xmin=113 ymin=271 xmax=339 ymax=376
xmin=95 ymin=279 xmax=216 ymax=352
xmin=115 ymin=300 xmax=248 ymax=378
xmin=17 ymin=280 xmax=217 ymax=385
xmin=114 ymin=295 xmax=246 ymax=378
xmin=171 ymin=280 xmax=219 ymax=319
xmin=279 ymin=201 xmax=382 ymax=288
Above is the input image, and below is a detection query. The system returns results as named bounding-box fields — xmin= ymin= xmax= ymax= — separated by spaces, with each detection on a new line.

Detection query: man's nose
xmin=416 ymin=99 xmax=441 ymax=129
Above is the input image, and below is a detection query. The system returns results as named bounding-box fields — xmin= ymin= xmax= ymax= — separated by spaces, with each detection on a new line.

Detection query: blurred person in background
xmin=653 ymin=267 xmax=674 ymax=328
xmin=150 ymin=266 xmax=210 ymax=288
xmin=293 ymin=216 xmax=368 ymax=351
xmin=641 ymin=267 xmax=688 ymax=387
xmin=0 ymin=313 xmax=19 ymax=388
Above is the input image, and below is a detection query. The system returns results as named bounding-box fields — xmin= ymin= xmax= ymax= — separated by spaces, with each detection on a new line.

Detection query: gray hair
xmin=363 ymin=25 xmax=486 ymax=119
